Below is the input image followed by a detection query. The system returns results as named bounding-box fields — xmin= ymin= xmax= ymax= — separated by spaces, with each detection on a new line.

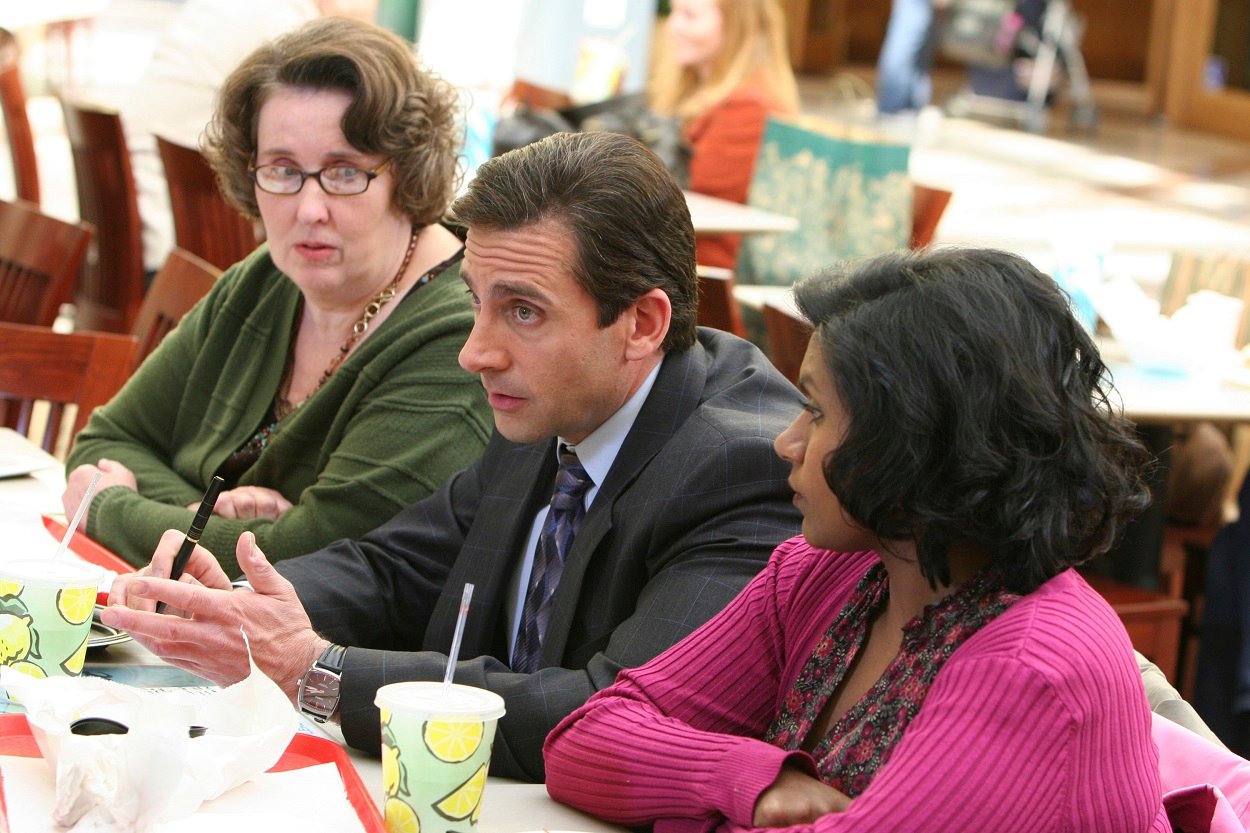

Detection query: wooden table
xmin=684 ymin=190 xmax=798 ymax=237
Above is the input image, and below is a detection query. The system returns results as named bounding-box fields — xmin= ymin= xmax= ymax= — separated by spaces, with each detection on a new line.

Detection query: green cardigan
xmin=68 ymin=244 xmax=491 ymax=574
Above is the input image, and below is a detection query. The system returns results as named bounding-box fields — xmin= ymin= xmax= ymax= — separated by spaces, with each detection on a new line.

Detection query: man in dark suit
xmin=103 ymin=131 xmax=803 ymax=781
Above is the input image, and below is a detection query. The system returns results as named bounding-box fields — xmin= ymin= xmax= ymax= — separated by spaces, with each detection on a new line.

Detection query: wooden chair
xmin=0 ymin=198 xmax=93 ymax=326
xmin=62 ymin=100 xmax=145 ymax=332
xmin=156 ymin=135 xmax=260 ymax=271
xmin=695 ymin=265 xmax=746 ymax=337
xmin=131 ymin=247 xmax=220 ymax=364
xmin=762 ymin=300 xmax=810 ymax=386
xmin=0 ymin=28 xmax=38 ymax=206
xmin=0 ymin=322 xmax=137 ymax=454
xmin=910 ymin=183 xmax=953 ymax=249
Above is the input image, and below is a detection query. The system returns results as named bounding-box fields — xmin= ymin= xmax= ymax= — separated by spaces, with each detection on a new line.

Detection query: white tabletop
xmin=731 ymin=286 xmax=1250 ymax=427
xmin=1104 ymin=363 xmax=1250 ymax=425
xmin=0 ymin=429 xmax=65 ymax=517
xmin=684 ymin=190 xmax=798 ymax=236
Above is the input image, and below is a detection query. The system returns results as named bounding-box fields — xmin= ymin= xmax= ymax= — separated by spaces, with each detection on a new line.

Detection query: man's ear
xmin=624 ymin=288 xmax=672 ymax=360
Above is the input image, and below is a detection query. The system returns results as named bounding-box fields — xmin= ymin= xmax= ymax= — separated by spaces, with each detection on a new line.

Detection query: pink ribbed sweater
xmin=545 ymin=536 xmax=1170 ymax=832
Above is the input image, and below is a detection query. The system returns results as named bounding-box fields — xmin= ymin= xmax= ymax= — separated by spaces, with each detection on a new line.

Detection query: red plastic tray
xmin=41 ymin=515 xmax=136 ymax=576
xmin=0 ymin=713 xmax=384 ymax=831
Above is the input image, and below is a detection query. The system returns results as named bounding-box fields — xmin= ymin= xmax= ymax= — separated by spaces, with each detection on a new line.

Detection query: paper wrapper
xmin=0 ymin=645 xmax=297 ymax=832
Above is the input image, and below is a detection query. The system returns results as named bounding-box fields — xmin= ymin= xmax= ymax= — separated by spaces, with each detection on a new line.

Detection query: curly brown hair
xmin=204 ymin=16 xmax=460 ymax=225
xmin=795 ymin=248 xmax=1153 ymax=593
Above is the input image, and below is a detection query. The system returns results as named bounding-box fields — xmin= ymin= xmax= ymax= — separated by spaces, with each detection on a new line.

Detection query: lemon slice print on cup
xmin=434 ymin=762 xmax=488 ymax=821
xmin=0 ymin=580 xmax=22 ymax=599
xmin=385 ymin=797 xmax=420 ymax=833
xmin=8 ymin=660 xmax=45 ymax=678
xmin=57 ymin=586 xmax=95 ymax=626
xmin=382 ymin=742 xmax=407 ymax=798
xmin=423 ymin=719 xmax=484 ymax=763
xmin=0 ymin=611 xmax=34 ymax=664
xmin=61 ymin=636 xmax=89 ymax=676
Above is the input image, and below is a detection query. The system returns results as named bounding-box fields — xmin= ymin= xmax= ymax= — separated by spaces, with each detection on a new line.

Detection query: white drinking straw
xmin=55 ymin=470 xmax=102 ymax=560
xmin=443 ymin=582 xmax=474 ymax=691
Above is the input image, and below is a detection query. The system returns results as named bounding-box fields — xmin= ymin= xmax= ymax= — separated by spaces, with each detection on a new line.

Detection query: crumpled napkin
xmin=0 ymin=642 xmax=297 ymax=832
xmin=1090 ymin=277 xmax=1244 ymax=375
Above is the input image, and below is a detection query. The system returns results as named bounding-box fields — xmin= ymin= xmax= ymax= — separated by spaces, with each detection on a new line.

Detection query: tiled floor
xmin=7 ymin=3 xmax=1250 ymax=289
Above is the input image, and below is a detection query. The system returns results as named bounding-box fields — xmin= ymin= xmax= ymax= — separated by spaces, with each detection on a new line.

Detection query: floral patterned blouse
xmin=765 ymin=562 xmax=1021 ymax=797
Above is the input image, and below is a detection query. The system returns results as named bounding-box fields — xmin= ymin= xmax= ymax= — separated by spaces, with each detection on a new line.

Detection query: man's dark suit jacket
xmin=277 ymin=328 xmax=803 ymax=780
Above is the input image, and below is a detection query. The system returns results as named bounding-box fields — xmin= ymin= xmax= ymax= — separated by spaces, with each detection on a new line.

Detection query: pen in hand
xmin=156 ymin=475 xmax=225 ymax=614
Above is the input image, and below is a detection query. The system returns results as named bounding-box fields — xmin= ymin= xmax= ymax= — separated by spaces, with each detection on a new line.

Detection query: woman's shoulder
xmin=387 ymin=252 xmax=475 ymax=337
xmin=953 ymin=569 xmax=1142 ymax=694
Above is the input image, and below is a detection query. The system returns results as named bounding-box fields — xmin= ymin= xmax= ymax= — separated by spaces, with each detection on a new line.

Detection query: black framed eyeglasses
xmin=249 ymin=159 xmax=392 ymax=196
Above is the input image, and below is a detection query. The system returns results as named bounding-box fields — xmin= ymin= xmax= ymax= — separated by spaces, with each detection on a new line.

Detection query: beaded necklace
xmin=275 ymin=226 xmax=419 ymax=419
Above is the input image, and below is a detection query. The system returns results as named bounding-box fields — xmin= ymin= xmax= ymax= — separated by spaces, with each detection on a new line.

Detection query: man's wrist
xmin=296 ymin=639 xmax=343 ymax=723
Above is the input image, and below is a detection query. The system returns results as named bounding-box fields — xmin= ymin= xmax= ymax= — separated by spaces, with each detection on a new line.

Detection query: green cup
xmin=0 ymin=558 xmax=102 ymax=678
xmin=376 ymin=682 xmax=506 ymax=833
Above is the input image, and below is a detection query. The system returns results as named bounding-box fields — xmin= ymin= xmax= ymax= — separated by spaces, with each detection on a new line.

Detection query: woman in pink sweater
xmin=545 ymin=248 xmax=1171 ymax=831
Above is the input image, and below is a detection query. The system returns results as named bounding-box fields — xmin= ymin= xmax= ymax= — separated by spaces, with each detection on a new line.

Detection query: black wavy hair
xmin=794 ymin=247 xmax=1152 ymax=593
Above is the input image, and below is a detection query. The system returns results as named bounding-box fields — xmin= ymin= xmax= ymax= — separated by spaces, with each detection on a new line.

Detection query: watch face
xmin=300 ymin=668 xmax=341 ymax=718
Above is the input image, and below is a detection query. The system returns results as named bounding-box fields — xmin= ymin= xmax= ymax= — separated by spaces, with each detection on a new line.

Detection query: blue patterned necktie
xmin=512 ymin=445 xmax=593 ymax=673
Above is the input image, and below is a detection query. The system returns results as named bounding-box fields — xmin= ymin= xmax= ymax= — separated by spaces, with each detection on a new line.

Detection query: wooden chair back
xmin=762 ymin=300 xmax=810 ymax=386
xmin=0 ymin=322 xmax=137 ymax=454
xmin=62 ymin=99 xmax=145 ymax=332
xmin=0 ymin=198 xmax=92 ymax=326
xmin=696 ymin=264 xmax=746 ymax=337
xmin=0 ymin=28 xmax=38 ymax=206
xmin=1160 ymin=251 xmax=1250 ymax=348
xmin=156 ymin=135 xmax=260 ymax=271
xmin=910 ymin=183 xmax=953 ymax=249
xmin=131 ymin=247 xmax=220 ymax=364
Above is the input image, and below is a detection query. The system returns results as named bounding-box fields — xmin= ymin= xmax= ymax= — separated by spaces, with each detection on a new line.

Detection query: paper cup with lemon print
xmin=0 ymin=559 xmax=102 ymax=678
xmin=376 ymin=682 xmax=506 ymax=833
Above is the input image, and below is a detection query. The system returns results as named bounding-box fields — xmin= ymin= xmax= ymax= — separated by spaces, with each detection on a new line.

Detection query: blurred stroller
xmin=940 ymin=0 xmax=1097 ymax=133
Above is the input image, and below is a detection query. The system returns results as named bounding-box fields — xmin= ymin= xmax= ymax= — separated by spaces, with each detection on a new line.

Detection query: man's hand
xmin=194 ymin=486 xmax=293 ymax=521
xmin=109 ymin=528 xmax=233 ymax=613
xmin=753 ymin=765 xmax=850 ymax=827
xmin=101 ymin=532 xmax=325 ymax=700
xmin=62 ymin=459 xmax=137 ymax=517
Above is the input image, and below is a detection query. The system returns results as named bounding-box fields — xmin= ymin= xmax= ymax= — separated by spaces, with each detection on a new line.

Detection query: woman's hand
xmin=62 ymin=459 xmax=138 ymax=516
xmin=753 ymin=765 xmax=850 ymax=827
xmin=192 ymin=486 xmax=293 ymax=520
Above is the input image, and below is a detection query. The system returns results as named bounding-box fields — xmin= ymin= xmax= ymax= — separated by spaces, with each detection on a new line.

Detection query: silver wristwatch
xmin=297 ymin=643 xmax=347 ymax=723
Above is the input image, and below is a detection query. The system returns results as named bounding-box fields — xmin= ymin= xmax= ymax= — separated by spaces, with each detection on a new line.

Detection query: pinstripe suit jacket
xmin=277 ymin=328 xmax=803 ymax=781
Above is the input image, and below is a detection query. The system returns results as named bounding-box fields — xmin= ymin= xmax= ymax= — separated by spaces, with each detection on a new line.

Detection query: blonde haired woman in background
xmin=651 ymin=0 xmax=800 ymax=270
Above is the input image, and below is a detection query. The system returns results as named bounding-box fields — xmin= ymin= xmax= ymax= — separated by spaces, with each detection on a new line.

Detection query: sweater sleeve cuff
xmin=720 ymin=740 xmax=817 ymax=826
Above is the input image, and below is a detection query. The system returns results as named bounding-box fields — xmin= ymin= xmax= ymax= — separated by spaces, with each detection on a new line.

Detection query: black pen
xmin=156 ymin=475 xmax=225 ymax=614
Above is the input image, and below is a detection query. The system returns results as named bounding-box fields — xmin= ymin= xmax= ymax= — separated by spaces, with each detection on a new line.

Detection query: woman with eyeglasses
xmin=62 ymin=17 xmax=491 ymax=574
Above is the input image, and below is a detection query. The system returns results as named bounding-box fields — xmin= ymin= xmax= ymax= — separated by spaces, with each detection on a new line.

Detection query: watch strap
xmin=315 ymin=642 xmax=347 ymax=674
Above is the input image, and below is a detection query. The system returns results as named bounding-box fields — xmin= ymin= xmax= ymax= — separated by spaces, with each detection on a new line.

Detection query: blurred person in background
xmin=63 ymin=18 xmax=491 ymax=573
xmin=650 ymin=0 xmax=799 ymax=271
xmin=875 ymin=0 xmax=939 ymax=116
